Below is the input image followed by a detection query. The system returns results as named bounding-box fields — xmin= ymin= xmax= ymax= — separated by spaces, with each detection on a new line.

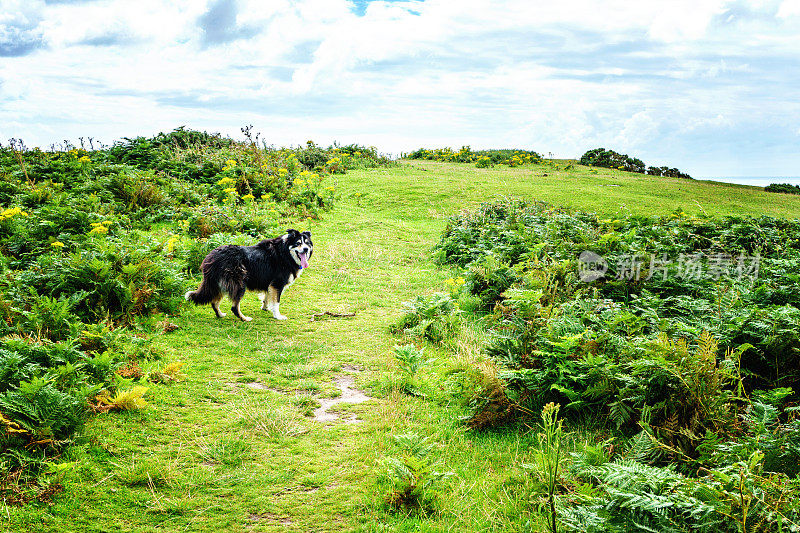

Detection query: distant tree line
xmin=580 ymin=147 xmax=692 ymax=179
xmin=765 ymin=183 xmax=800 ymax=195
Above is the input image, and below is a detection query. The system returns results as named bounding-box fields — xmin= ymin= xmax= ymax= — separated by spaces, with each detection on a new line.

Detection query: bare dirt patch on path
xmin=313 ymin=375 xmax=373 ymax=423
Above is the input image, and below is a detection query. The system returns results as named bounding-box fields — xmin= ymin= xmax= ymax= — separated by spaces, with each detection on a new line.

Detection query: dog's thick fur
xmin=185 ymin=229 xmax=313 ymax=321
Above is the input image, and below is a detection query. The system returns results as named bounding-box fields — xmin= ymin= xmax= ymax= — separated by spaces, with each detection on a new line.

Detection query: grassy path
xmin=9 ymin=161 xmax=800 ymax=532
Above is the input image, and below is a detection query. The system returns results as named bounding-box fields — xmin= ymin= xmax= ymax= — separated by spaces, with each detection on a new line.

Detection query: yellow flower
xmin=217 ymin=176 xmax=235 ymax=185
xmin=51 ymin=241 xmax=65 ymax=248
xmin=242 ymin=193 xmax=255 ymax=200
xmin=88 ymin=225 xmax=109 ymax=235
xmin=223 ymin=187 xmax=237 ymax=194
xmin=78 ymin=155 xmax=91 ymax=163
xmin=0 ymin=207 xmax=29 ymax=220
xmin=445 ymin=277 xmax=466 ymax=288
xmin=166 ymin=236 xmax=179 ymax=253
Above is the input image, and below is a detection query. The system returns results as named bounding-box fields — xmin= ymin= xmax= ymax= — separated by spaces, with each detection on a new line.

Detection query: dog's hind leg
xmin=268 ymin=286 xmax=287 ymax=320
xmin=231 ymin=301 xmax=252 ymax=322
xmin=258 ymin=292 xmax=272 ymax=312
xmin=211 ymin=295 xmax=227 ymax=318
xmin=229 ymin=285 xmax=252 ymax=322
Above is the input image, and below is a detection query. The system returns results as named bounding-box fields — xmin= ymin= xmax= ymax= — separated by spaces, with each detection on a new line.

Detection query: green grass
xmin=6 ymin=160 xmax=800 ymax=532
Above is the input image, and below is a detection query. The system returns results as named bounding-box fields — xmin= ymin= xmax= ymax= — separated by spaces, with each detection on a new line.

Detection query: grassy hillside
xmin=5 ymin=155 xmax=800 ymax=531
xmin=407 ymin=160 xmax=800 ymax=218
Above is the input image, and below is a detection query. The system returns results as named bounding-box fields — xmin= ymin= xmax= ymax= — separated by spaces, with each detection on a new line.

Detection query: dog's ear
xmin=302 ymin=230 xmax=312 ymax=237
xmin=286 ymin=228 xmax=299 ymax=236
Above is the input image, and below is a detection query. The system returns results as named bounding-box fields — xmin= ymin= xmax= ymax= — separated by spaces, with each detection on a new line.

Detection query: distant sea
xmin=699 ymin=176 xmax=800 ymax=186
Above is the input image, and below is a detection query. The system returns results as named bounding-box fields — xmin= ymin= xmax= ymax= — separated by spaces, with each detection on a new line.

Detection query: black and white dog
xmin=185 ymin=229 xmax=313 ymax=321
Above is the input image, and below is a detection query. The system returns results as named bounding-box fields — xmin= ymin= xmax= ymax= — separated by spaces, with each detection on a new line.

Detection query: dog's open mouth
xmin=298 ymin=251 xmax=309 ymax=269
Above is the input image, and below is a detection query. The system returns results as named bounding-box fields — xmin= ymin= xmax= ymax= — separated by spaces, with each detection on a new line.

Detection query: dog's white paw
xmin=217 ymin=312 xmax=227 ymax=318
xmin=241 ymin=316 xmax=253 ymax=322
xmin=273 ymin=314 xmax=288 ymax=320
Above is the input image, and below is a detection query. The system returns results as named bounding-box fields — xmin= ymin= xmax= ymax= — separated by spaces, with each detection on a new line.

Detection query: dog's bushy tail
xmin=185 ymin=280 xmax=217 ymax=305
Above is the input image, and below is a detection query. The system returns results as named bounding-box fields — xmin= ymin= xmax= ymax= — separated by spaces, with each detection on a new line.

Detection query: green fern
xmin=380 ymin=432 xmax=454 ymax=510
xmin=0 ymin=377 xmax=85 ymax=440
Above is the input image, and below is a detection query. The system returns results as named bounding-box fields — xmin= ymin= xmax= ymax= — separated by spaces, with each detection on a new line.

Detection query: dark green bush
xmin=107 ymin=169 xmax=166 ymax=209
xmin=646 ymin=165 xmax=692 ymax=178
xmin=0 ymin=179 xmax=20 ymax=203
xmin=580 ymin=148 xmax=691 ymax=178
xmin=436 ymin=199 xmax=800 ymax=453
xmin=12 ymin=246 xmax=186 ymax=325
xmin=293 ymin=140 xmax=329 ymax=170
xmin=0 ymin=376 xmax=88 ymax=441
xmin=580 ymin=147 xmax=646 ymax=173
xmin=765 ymin=182 xmax=800 ymax=194
xmin=391 ymin=293 xmax=461 ymax=344
xmin=0 ymin=337 xmax=127 ymax=481
xmin=333 ymin=143 xmax=394 ymax=169
xmin=465 ymin=255 xmax=517 ymax=308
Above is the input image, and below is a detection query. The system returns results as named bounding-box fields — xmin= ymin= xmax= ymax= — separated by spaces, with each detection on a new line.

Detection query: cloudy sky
xmin=1 ymin=0 xmax=799 ymax=177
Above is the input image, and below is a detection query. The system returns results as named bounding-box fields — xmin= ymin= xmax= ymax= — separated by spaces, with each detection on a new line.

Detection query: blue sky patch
xmin=348 ymin=0 xmax=419 ymax=17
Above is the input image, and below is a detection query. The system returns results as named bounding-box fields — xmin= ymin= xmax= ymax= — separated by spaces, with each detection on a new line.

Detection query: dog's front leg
xmin=268 ymin=286 xmax=287 ymax=320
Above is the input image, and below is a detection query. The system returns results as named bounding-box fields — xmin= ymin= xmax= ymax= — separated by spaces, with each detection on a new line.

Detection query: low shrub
xmin=406 ymin=146 xmax=541 ymax=166
xmin=465 ymin=254 xmax=517 ymax=309
xmin=579 ymin=148 xmax=646 ymax=173
xmin=10 ymin=244 xmax=186 ymax=327
xmin=423 ymin=199 xmax=800 ymax=469
xmin=391 ymin=292 xmax=461 ymax=344
xmin=0 ymin=336 xmax=132 ymax=487
xmin=392 ymin=344 xmax=430 ymax=395
xmin=562 ymin=408 xmax=800 ymax=532
xmin=765 ymin=182 xmax=800 ymax=194
xmin=580 ymin=147 xmax=691 ymax=178
xmin=379 ymin=432 xmax=454 ymax=511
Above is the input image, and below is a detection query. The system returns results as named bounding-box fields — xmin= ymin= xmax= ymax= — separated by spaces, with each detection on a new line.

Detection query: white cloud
xmin=0 ymin=0 xmax=799 ymax=175
xmin=778 ymin=0 xmax=800 ymax=17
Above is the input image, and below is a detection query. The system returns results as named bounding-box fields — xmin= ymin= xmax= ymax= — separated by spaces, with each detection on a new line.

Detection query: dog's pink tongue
xmin=300 ymin=253 xmax=309 ymax=269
